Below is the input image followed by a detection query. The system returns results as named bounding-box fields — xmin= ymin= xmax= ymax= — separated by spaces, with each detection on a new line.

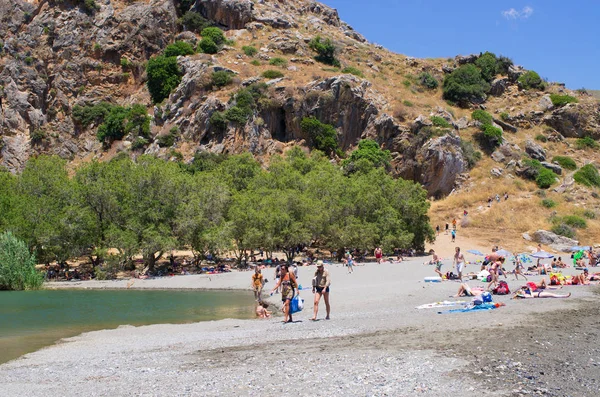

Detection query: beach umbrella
xmin=495 ymin=249 xmax=512 ymax=257
xmin=569 ymin=246 xmax=590 ymax=252
xmin=529 ymin=251 xmax=554 ymax=259
xmin=466 ymin=249 xmax=485 ymax=256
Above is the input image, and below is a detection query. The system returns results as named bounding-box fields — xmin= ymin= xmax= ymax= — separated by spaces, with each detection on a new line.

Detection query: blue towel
xmin=438 ymin=303 xmax=498 ymax=314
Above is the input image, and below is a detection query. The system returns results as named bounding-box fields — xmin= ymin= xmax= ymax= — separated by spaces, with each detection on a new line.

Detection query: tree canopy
xmin=0 ymin=150 xmax=434 ymax=274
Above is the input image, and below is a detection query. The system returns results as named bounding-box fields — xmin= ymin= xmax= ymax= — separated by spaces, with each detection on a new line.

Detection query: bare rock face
xmin=531 ymin=230 xmax=578 ymax=252
xmin=490 ymin=77 xmax=510 ymax=96
xmin=303 ymin=2 xmax=341 ymax=26
xmin=397 ymin=134 xmax=466 ymax=197
xmin=525 ymin=140 xmax=546 ymax=161
xmin=196 ymin=0 xmax=254 ymax=29
xmin=543 ymin=103 xmax=600 ymax=139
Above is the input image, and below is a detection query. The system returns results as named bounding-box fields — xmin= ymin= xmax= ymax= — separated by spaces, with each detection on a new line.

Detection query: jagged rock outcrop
xmin=543 ymin=103 xmax=600 ymax=139
xmin=531 ymin=230 xmax=579 ymax=252
xmin=196 ymin=0 xmax=254 ymax=29
xmin=490 ymin=77 xmax=510 ymax=96
xmin=397 ymin=134 xmax=466 ymax=197
xmin=525 ymin=140 xmax=546 ymax=161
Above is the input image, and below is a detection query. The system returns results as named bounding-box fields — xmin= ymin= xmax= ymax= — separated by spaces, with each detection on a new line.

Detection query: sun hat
xmin=316 ymin=260 xmax=324 ymax=267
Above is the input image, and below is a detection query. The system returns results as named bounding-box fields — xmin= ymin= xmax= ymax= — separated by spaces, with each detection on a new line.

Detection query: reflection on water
xmin=0 ymin=289 xmax=256 ymax=365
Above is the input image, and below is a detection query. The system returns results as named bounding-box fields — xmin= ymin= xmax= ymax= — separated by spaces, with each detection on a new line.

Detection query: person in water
xmin=256 ymin=302 xmax=271 ymax=318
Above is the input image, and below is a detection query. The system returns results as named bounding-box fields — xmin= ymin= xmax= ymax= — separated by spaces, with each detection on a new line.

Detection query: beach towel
xmin=438 ymin=302 xmax=501 ymax=314
xmin=416 ymin=300 xmax=465 ymax=309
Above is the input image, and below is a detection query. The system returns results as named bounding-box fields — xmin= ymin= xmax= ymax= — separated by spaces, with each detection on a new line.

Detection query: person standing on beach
xmin=270 ymin=264 xmax=297 ymax=323
xmin=445 ymin=223 xmax=449 ymax=234
xmin=311 ymin=260 xmax=331 ymax=320
xmin=374 ymin=247 xmax=383 ymax=264
xmin=452 ymin=218 xmax=457 ymax=230
xmin=453 ymin=247 xmax=465 ymax=282
xmin=435 ymin=225 xmax=440 ymax=236
xmin=251 ymin=268 xmax=264 ymax=301
xmin=451 ymin=228 xmax=456 ymax=243
xmin=345 ymin=252 xmax=354 ymax=274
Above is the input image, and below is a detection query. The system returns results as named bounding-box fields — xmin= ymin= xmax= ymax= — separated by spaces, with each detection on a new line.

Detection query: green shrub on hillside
xmin=72 ymin=102 xmax=113 ymax=127
xmin=418 ymin=72 xmax=438 ymax=89
xmin=541 ymin=198 xmax=556 ymax=208
xmin=550 ymin=94 xmax=578 ymax=107
xmin=481 ymin=124 xmax=503 ymax=146
xmin=342 ymin=139 xmax=391 ymax=171
xmin=198 ymin=37 xmax=218 ymax=54
xmin=301 ymin=117 xmax=338 ymax=154
xmin=430 ymin=116 xmax=451 ymax=128
xmin=535 ymin=134 xmax=547 ymax=142
xmin=308 ymin=36 xmax=340 ymax=67
xmin=211 ymin=71 xmax=233 ymax=87
xmin=552 ymin=156 xmax=577 ymax=170
xmin=250 ymin=59 xmax=261 ymax=66
xmin=164 ymin=41 xmax=195 ymax=58
xmin=178 ymin=11 xmax=211 ymax=33
xmin=460 ymin=139 xmax=482 ymax=169
xmin=551 ymin=223 xmax=576 ymax=239
xmin=443 ymin=64 xmax=490 ymax=106
xmin=500 ymin=112 xmax=510 ymax=121
xmin=574 ymin=164 xmax=600 ymax=187
xmin=495 ymin=55 xmax=514 ymax=75
xmin=210 ymin=111 xmax=228 ymax=131
xmin=562 ymin=215 xmax=587 ymax=229
xmin=583 ymin=210 xmax=596 ymax=219
xmin=262 ymin=70 xmax=284 ymax=79
xmin=146 ymin=55 xmax=182 ymax=103
xmin=201 ymin=27 xmax=226 ymax=46
xmin=475 ymin=51 xmax=499 ymax=82
xmin=269 ymin=57 xmax=287 ymax=67
xmin=471 ymin=109 xmax=493 ymax=125
xmin=536 ymin=167 xmax=557 ymax=189
xmin=342 ymin=66 xmax=364 ymax=77
xmin=576 ymin=136 xmax=599 ymax=150
xmin=78 ymin=0 xmax=99 ymax=14
xmin=242 ymin=46 xmax=258 ymax=57
xmin=518 ymin=70 xmax=545 ymax=90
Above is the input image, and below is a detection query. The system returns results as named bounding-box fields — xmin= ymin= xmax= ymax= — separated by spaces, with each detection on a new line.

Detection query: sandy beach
xmin=1 ymin=251 xmax=599 ymax=396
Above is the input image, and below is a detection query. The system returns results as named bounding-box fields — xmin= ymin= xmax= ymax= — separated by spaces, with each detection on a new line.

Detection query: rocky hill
xmin=1 ymin=0 xmax=600 ymax=248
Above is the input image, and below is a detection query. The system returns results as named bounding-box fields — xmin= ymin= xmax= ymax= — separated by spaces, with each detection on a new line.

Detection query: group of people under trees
xmin=252 ymin=260 xmax=331 ymax=323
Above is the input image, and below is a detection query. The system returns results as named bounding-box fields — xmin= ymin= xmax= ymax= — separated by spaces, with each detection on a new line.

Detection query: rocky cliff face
xmin=0 ymin=0 xmax=597 ymax=197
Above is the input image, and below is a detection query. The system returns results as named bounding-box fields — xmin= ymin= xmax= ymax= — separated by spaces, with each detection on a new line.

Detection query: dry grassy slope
xmin=23 ymin=0 xmax=598 ymax=250
xmin=194 ymin=9 xmax=600 ymax=251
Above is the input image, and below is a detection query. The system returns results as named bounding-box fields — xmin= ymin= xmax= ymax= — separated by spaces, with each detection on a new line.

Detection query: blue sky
xmin=321 ymin=0 xmax=600 ymax=89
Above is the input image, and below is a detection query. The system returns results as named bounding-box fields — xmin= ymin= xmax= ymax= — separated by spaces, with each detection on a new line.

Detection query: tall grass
xmin=0 ymin=232 xmax=44 ymax=290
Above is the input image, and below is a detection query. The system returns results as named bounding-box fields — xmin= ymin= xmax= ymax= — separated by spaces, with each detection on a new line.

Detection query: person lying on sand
xmin=454 ymin=283 xmax=484 ymax=297
xmin=513 ymin=286 xmax=570 ymax=299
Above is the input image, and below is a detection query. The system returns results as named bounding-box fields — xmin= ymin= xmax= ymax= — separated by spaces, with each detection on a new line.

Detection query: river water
xmin=0 ymin=289 xmax=256 ymax=365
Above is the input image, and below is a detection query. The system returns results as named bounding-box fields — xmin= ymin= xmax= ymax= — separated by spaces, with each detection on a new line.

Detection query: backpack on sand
xmin=493 ymin=280 xmax=510 ymax=295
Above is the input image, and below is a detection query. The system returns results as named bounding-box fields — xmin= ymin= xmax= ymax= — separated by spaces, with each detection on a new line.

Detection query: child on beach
xmin=256 ymin=302 xmax=271 ymax=318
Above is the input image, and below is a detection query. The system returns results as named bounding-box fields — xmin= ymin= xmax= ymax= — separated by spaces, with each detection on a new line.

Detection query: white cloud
xmin=501 ymin=6 xmax=534 ymax=20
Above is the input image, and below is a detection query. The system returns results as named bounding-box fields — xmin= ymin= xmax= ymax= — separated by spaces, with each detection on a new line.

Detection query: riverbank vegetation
xmin=0 ymin=146 xmax=433 ymax=274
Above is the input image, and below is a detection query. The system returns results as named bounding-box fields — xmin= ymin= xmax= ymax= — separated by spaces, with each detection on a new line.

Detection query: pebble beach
xmin=1 ymin=257 xmax=599 ymax=397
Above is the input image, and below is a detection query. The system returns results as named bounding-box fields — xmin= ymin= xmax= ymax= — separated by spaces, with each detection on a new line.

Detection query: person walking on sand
xmin=270 ymin=264 xmax=297 ymax=323
xmin=375 ymin=247 xmax=383 ymax=264
xmin=251 ymin=268 xmax=264 ymax=301
xmin=451 ymin=228 xmax=456 ymax=243
xmin=436 ymin=225 xmax=440 ymax=236
xmin=513 ymin=253 xmax=527 ymax=281
xmin=453 ymin=247 xmax=465 ymax=282
xmin=452 ymin=218 xmax=457 ymax=230
xmin=311 ymin=260 xmax=331 ymax=320
xmin=345 ymin=251 xmax=354 ymax=273
xmin=431 ymin=250 xmax=443 ymax=278
xmin=445 ymin=223 xmax=449 ymax=234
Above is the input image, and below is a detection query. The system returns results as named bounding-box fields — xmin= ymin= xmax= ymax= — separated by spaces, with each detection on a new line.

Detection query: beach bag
xmin=493 ymin=280 xmax=510 ymax=295
xmin=481 ymin=292 xmax=493 ymax=303
xmin=290 ymin=294 xmax=304 ymax=314
xmin=445 ymin=271 xmax=457 ymax=280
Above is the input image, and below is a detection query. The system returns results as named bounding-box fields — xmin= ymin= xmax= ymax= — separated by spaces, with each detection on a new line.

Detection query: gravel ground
xmin=2 ymin=259 xmax=599 ymax=396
